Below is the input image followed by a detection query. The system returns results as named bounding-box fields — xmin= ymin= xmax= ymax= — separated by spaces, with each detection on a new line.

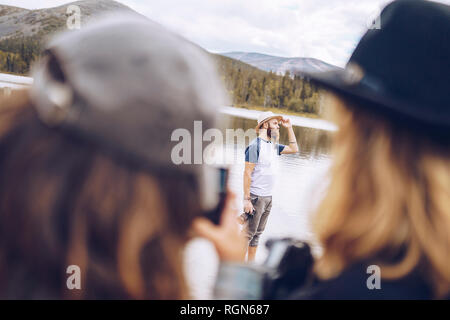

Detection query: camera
xmin=214 ymin=237 xmax=314 ymax=300
xmin=261 ymin=238 xmax=314 ymax=299
xmin=203 ymin=167 xmax=229 ymax=225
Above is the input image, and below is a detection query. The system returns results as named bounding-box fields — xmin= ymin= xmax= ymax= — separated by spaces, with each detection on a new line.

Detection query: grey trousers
xmin=244 ymin=193 xmax=273 ymax=247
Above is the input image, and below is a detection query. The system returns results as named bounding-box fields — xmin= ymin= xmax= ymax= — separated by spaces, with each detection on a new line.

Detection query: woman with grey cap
xmin=0 ymin=14 xmax=238 ymax=299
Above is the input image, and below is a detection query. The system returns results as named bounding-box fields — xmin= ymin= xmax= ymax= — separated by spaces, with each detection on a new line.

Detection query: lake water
xmin=184 ymin=108 xmax=335 ymax=299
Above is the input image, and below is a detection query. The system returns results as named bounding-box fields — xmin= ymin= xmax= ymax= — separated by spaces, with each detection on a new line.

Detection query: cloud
xmin=2 ymin=0 xmax=450 ymax=67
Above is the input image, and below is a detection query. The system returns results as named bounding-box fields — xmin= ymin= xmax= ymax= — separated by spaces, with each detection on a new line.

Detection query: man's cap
xmin=300 ymin=0 xmax=450 ymax=137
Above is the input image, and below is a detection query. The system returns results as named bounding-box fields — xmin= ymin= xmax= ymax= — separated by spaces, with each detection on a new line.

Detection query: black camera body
xmin=213 ymin=237 xmax=314 ymax=300
xmin=261 ymin=238 xmax=314 ymax=299
xmin=203 ymin=167 xmax=228 ymax=225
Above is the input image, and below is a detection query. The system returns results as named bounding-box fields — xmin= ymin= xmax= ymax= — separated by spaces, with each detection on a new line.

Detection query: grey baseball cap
xmin=30 ymin=13 xmax=228 ymax=210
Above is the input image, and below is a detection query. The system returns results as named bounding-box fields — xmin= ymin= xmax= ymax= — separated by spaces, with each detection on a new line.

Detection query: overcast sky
xmin=1 ymin=0 xmax=449 ymax=67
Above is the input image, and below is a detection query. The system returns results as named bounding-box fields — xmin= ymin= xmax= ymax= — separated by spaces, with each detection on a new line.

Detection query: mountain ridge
xmin=0 ymin=0 xmax=135 ymax=39
xmin=220 ymin=51 xmax=339 ymax=74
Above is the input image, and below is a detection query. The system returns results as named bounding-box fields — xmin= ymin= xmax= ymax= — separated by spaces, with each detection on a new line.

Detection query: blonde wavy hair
xmin=313 ymin=93 xmax=450 ymax=298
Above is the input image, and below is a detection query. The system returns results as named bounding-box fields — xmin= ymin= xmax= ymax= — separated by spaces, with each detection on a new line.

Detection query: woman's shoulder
xmin=289 ymin=262 xmax=433 ymax=300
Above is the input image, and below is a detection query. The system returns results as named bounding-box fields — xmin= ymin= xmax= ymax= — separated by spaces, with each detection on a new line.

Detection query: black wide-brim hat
xmin=301 ymin=0 xmax=450 ymax=135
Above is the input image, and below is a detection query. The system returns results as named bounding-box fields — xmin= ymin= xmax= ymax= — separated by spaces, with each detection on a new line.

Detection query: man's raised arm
xmin=280 ymin=118 xmax=298 ymax=154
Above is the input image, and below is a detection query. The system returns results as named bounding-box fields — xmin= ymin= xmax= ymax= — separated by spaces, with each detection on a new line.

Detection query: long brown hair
xmin=0 ymin=90 xmax=202 ymax=299
xmin=313 ymin=94 xmax=450 ymax=298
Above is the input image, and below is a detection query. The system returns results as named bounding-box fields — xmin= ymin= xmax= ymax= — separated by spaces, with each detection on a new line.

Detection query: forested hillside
xmin=214 ymin=55 xmax=321 ymax=114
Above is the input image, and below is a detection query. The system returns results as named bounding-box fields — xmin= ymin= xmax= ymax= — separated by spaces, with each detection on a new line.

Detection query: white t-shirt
xmin=245 ymin=137 xmax=285 ymax=197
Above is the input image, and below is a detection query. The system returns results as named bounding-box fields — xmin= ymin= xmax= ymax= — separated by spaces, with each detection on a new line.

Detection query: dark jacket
xmin=289 ymin=262 xmax=435 ymax=300
xmin=215 ymin=253 xmax=448 ymax=300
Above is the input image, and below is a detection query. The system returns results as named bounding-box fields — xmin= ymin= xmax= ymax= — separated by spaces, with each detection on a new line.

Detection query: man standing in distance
xmin=242 ymin=111 xmax=299 ymax=261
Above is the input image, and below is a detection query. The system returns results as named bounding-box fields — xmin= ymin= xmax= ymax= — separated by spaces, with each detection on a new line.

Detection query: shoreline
xmin=233 ymin=104 xmax=320 ymax=119
xmin=220 ymin=106 xmax=337 ymax=132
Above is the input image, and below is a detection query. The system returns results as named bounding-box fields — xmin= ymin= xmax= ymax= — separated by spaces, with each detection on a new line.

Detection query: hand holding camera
xmin=243 ymin=198 xmax=255 ymax=214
